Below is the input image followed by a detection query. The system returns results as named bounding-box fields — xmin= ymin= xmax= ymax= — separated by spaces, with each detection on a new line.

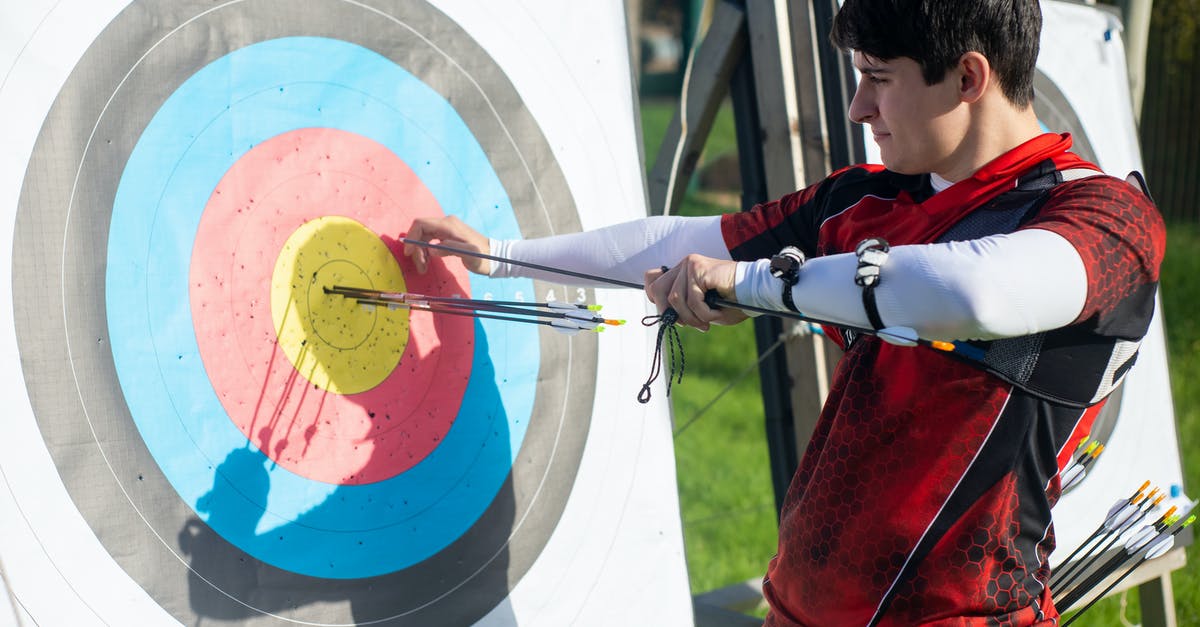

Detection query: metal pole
xmin=728 ymin=35 xmax=801 ymax=515
xmin=1114 ymin=0 xmax=1154 ymax=122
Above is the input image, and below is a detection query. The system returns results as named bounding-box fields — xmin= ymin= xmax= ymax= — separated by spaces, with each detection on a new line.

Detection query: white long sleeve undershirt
xmin=734 ymin=228 xmax=1087 ymax=341
xmin=490 ymin=215 xmax=729 ymax=286
xmin=489 ymin=215 xmax=1088 ymax=342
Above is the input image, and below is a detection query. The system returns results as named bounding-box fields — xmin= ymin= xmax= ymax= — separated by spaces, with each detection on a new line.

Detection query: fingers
xmin=666 ymin=265 xmax=710 ymax=330
xmin=643 ymin=266 xmax=667 ymax=308
xmin=403 ymin=221 xmax=431 ymax=273
xmin=402 ymin=216 xmax=490 ymax=275
xmin=646 ymin=255 xmax=740 ymax=331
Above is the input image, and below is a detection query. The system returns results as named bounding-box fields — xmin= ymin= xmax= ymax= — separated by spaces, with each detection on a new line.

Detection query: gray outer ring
xmin=1033 ymin=69 xmax=1098 ymax=164
xmin=11 ymin=0 xmax=595 ymax=624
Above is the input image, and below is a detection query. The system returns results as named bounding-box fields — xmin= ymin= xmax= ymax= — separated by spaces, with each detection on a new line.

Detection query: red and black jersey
xmin=720 ymin=134 xmax=1166 ymax=626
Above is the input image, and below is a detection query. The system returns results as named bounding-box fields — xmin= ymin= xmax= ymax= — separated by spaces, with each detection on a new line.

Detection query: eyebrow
xmin=852 ymin=52 xmax=892 ymax=75
xmin=855 ymin=65 xmax=892 ymax=76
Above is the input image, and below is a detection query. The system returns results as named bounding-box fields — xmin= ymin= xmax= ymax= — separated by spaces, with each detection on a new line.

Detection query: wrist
xmin=488 ymin=238 xmax=509 ymax=277
xmin=734 ymin=259 xmax=782 ymax=313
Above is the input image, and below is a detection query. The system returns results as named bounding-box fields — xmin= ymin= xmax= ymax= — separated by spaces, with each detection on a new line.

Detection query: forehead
xmin=852 ymin=52 xmax=918 ymax=74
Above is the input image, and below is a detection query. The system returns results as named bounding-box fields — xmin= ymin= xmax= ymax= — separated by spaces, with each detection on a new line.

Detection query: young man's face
xmin=848 ymin=52 xmax=965 ymax=177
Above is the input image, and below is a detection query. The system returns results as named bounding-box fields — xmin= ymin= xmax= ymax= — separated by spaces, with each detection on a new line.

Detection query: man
xmin=405 ymin=0 xmax=1165 ymax=624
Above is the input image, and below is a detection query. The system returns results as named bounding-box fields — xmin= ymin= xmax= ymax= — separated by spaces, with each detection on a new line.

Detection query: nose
xmin=848 ymin=81 xmax=874 ymax=125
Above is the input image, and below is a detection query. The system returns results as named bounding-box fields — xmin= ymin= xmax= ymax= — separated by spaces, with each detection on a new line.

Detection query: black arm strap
xmin=854 ymin=238 xmax=890 ymax=330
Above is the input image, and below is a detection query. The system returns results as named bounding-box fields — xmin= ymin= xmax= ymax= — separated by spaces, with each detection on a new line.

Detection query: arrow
xmin=346 ymin=295 xmax=608 ymax=335
xmin=700 ymin=290 xmax=990 ymax=362
xmin=325 ymin=285 xmax=603 ymax=311
xmin=401 ymin=238 xmax=644 ymax=289
xmin=1051 ymin=485 xmax=1165 ymax=597
xmin=1058 ymin=505 xmax=1195 ymax=620
xmin=326 ymin=287 xmax=624 ymax=329
xmin=1060 ymin=441 xmax=1105 ymax=492
xmin=1056 ymin=478 xmax=1147 ymax=581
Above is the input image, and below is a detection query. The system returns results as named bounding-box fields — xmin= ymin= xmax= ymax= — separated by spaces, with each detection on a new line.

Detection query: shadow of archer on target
xmin=177 ymin=228 xmax=519 ymax=626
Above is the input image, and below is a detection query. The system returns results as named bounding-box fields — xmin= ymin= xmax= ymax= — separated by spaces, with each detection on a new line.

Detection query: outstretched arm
xmin=403 ymin=212 xmax=1092 ymax=341
xmin=404 ymin=214 xmax=731 ymax=285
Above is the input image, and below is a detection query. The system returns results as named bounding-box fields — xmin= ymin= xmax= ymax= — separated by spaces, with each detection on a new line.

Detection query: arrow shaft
xmin=339 ymin=290 xmax=614 ymax=326
xmin=327 ymin=285 xmax=590 ymax=310
xmin=1060 ymin=555 xmax=1149 ymax=626
xmin=353 ymin=297 xmax=580 ymax=330
xmin=402 ymin=238 xmax=644 ymax=290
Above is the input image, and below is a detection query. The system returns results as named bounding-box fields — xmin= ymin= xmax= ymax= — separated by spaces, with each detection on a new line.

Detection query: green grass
xmin=641 ymin=98 xmax=779 ymax=596
xmin=642 ymin=98 xmax=1200 ymax=623
xmin=1164 ymin=223 xmax=1200 ymax=625
xmin=670 ymin=320 xmax=778 ymax=595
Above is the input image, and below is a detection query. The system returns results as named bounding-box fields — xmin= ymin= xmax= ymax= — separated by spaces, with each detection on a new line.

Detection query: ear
xmin=957 ymin=51 xmax=991 ymax=103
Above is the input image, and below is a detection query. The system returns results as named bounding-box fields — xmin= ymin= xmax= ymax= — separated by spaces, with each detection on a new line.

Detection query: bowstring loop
xmin=638 ymin=308 xmax=685 ymax=403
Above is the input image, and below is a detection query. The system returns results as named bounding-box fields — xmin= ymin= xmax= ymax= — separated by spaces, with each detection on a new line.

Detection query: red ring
xmin=190 ymin=128 xmax=473 ymax=484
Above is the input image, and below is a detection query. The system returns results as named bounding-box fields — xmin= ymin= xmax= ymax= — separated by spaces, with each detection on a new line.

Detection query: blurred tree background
xmin=632 ymin=0 xmax=1200 ymax=218
xmin=1137 ymin=0 xmax=1200 ymax=221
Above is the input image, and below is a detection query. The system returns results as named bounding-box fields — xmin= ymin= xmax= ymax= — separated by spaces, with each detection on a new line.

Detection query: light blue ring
xmin=107 ymin=36 xmax=537 ymax=578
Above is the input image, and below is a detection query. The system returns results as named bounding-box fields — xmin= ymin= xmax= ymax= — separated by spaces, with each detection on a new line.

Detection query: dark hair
xmin=830 ymin=0 xmax=1041 ymax=107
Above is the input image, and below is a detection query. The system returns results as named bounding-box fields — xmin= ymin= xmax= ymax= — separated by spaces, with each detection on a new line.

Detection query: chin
xmin=878 ymin=154 xmax=923 ymax=175
xmin=879 ymin=157 xmax=908 ymax=173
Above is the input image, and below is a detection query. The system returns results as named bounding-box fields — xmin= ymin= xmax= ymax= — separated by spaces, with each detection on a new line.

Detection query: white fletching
xmin=1145 ymin=536 xmax=1176 ymax=560
xmin=1124 ymin=525 xmax=1160 ymax=553
xmin=550 ymin=319 xmax=582 ymax=335
xmin=1061 ymin=465 xmax=1084 ymax=491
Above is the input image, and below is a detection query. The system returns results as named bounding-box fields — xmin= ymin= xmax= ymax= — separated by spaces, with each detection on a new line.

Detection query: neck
xmin=934 ymin=104 xmax=1044 ymax=183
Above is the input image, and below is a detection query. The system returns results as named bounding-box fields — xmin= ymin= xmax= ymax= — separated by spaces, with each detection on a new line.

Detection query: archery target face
xmin=12 ymin=0 xmax=597 ymax=623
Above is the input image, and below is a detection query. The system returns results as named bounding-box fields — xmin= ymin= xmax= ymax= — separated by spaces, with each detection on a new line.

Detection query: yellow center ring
xmin=270 ymin=216 xmax=409 ymax=394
